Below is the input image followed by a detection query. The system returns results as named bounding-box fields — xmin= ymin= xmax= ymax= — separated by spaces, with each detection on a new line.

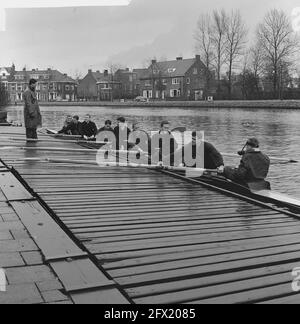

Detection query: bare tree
xmin=256 ymin=9 xmax=299 ymax=98
xmin=224 ymin=10 xmax=248 ymax=98
xmin=211 ymin=9 xmax=228 ymax=96
xmin=194 ymin=14 xmax=214 ymax=93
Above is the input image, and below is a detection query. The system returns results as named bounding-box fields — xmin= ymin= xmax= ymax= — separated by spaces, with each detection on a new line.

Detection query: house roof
xmin=12 ymin=69 xmax=76 ymax=83
xmin=141 ymin=57 xmax=204 ymax=79
xmin=133 ymin=68 xmax=149 ymax=80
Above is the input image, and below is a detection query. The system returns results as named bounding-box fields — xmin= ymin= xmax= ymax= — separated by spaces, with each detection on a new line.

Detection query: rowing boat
xmin=40 ymin=128 xmax=300 ymax=213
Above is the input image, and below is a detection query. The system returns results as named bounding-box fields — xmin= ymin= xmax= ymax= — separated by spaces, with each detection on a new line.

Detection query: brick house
xmin=114 ymin=68 xmax=139 ymax=99
xmin=0 ymin=65 xmax=15 ymax=90
xmin=77 ymin=69 xmax=104 ymax=100
xmin=96 ymin=70 xmax=122 ymax=101
xmin=8 ymin=68 xmax=77 ymax=102
xmin=139 ymin=55 xmax=215 ymax=100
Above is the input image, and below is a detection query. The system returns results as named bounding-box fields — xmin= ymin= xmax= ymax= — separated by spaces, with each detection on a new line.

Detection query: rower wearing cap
xmin=220 ymin=138 xmax=271 ymax=190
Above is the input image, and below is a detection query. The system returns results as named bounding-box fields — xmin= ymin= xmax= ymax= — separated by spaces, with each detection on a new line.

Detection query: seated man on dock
xmin=81 ymin=114 xmax=98 ymax=140
xmin=220 ymin=138 xmax=271 ymax=190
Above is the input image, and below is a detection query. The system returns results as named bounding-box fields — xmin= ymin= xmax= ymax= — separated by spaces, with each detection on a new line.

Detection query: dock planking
xmin=1 ymin=127 xmax=300 ymax=304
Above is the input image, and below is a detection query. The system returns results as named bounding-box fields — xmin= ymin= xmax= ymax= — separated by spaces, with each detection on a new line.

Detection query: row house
xmin=139 ymin=55 xmax=215 ymax=101
xmin=0 ymin=65 xmax=15 ymax=90
xmin=7 ymin=68 xmax=77 ymax=102
xmin=77 ymin=69 xmax=104 ymax=100
xmin=114 ymin=68 xmax=139 ymax=99
xmin=96 ymin=70 xmax=122 ymax=101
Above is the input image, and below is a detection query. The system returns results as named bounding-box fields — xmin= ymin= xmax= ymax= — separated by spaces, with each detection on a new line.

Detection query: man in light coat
xmin=23 ymin=79 xmax=42 ymax=140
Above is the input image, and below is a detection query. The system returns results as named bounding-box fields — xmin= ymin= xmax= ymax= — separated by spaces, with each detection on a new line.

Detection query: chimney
xmin=23 ymin=67 xmax=26 ymax=72
xmin=126 ymin=68 xmax=130 ymax=72
xmin=195 ymin=54 xmax=201 ymax=61
xmin=88 ymin=69 xmax=92 ymax=74
xmin=176 ymin=57 xmax=183 ymax=61
xmin=151 ymin=59 xmax=157 ymax=65
xmin=47 ymin=68 xmax=51 ymax=71
xmin=104 ymin=70 xmax=108 ymax=77
xmin=96 ymin=70 xmax=100 ymax=73
xmin=32 ymin=69 xmax=36 ymax=72
xmin=64 ymin=73 xmax=67 ymax=77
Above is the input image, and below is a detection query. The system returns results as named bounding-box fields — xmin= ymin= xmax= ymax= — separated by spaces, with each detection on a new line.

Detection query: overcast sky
xmin=0 ymin=0 xmax=299 ymax=77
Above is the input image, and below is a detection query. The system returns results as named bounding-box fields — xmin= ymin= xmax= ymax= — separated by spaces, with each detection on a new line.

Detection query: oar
xmin=0 ymin=136 xmax=110 ymax=145
xmin=19 ymin=157 xmax=216 ymax=177
xmin=0 ymin=146 xmax=141 ymax=155
xmin=221 ymin=152 xmax=298 ymax=164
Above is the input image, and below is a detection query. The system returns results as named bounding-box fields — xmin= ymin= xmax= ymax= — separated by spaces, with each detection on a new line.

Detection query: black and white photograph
xmin=1 ymin=0 xmax=300 ymax=307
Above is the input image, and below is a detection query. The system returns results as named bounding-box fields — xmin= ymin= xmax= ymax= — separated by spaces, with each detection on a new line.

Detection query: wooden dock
xmin=1 ymin=127 xmax=300 ymax=304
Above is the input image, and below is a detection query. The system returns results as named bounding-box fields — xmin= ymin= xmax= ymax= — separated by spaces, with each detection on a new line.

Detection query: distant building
xmin=114 ymin=68 xmax=139 ymax=99
xmin=77 ymin=69 xmax=104 ymax=100
xmin=0 ymin=65 xmax=15 ymax=90
xmin=96 ymin=70 xmax=122 ymax=101
xmin=7 ymin=68 xmax=77 ymax=102
xmin=139 ymin=56 xmax=215 ymax=101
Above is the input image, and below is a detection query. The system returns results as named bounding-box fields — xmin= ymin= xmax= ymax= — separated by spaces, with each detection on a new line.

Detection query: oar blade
xmin=185 ymin=168 xmax=204 ymax=178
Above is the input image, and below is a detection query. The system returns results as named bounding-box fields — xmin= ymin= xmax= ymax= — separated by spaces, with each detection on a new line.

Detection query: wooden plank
xmin=126 ymin=261 xmax=300 ymax=299
xmin=185 ymin=283 xmax=296 ymax=304
xmin=114 ymin=251 xmax=300 ymax=287
xmin=0 ymin=172 xmax=33 ymax=201
xmin=134 ymin=272 xmax=293 ymax=304
xmin=50 ymin=259 xmax=129 ymax=304
xmin=10 ymin=200 xmax=84 ymax=260
xmin=107 ymin=242 xmax=300 ymax=278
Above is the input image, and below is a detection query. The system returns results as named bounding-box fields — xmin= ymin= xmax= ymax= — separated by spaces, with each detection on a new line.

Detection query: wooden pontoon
xmin=1 ymin=127 xmax=300 ymax=304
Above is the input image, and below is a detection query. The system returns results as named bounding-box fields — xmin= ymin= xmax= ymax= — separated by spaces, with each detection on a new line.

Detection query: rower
xmin=114 ymin=117 xmax=131 ymax=150
xmin=81 ymin=114 xmax=98 ymax=141
xmin=152 ymin=121 xmax=178 ymax=166
xmin=128 ymin=121 xmax=151 ymax=164
xmin=176 ymin=131 xmax=224 ymax=169
xmin=70 ymin=115 xmax=82 ymax=136
xmin=219 ymin=138 xmax=271 ymax=190
xmin=58 ymin=115 xmax=73 ymax=135
xmin=98 ymin=120 xmax=114 ymax=133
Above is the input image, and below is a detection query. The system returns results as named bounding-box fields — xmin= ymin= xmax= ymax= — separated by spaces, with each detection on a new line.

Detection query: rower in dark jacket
xmin=220 ymin=138 xmax=271 ymax=190
xmin=58 ymin=115 xmax=74 ymax=135
xmin=172 ymin=131 xmax=224 ymax=169
xmin=70 ymin=116 xmax=82 ymax=136
xmin=81 ymin=114 xmax=98 ymax=140
xmin=152 ymin=121 xmax=178 ymax=166
xmin=114 ymin=117 xmax=131 ymax=150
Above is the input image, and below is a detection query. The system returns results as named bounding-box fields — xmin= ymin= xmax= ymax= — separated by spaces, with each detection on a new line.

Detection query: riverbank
xmin=10 ymin=99 xmax=300 ymax=109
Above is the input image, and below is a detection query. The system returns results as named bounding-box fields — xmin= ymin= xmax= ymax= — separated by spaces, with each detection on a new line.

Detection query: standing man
xmin=23 ymin=79 xmax=42 ymax=140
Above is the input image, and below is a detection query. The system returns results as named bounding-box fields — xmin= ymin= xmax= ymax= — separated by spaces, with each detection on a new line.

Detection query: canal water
xmin=5 ymin=105 xmax=300 ymax=199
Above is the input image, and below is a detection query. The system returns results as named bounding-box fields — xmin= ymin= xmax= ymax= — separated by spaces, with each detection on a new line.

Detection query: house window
xmin=186 ymin=78 xmax=191 ymax=84
xmin=193 ymin=68 xmax=198 ymax=75
xmin=65 ymin=85 xmax=70 ymax=91
xmin=43 ymin=85 xmax=47 ymax=91
xmin=172 ymin=78 xmax=180 ymax=85
xmin=168 ymin=68 xmax=176 ymax=73
xmin=145 ymin=80 xmax=151 ymax=87
xmin=162 ymin=79 xmax=167 ymax=85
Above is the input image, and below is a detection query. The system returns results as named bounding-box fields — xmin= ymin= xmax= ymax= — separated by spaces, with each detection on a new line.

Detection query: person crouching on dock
xmin=23 ymin=79 xmax=42 ymax=140
xmin=219 ymin=138 xmax=271 ymax=190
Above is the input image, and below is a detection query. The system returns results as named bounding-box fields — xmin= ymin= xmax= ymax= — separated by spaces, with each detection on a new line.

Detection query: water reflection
xmin=4 ymin=105 xmax=300 ymax=198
